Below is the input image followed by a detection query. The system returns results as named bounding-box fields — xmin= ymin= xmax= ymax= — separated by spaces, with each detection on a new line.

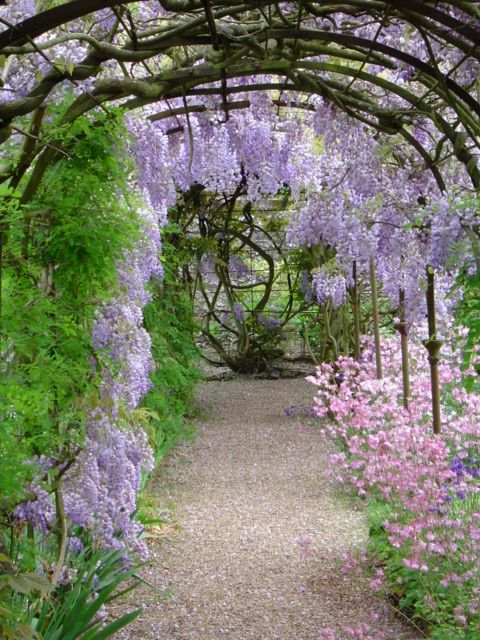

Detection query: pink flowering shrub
xmin=308 ymin=336 xmax=480 ymax=638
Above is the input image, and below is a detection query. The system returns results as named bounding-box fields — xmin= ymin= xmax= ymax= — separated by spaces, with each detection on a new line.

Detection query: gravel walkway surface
xmin=114 ymin=378 xmax=420 ymax=640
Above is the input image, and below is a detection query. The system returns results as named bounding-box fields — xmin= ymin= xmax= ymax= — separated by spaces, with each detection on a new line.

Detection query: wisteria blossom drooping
xmin=63 ymin=208 xmax=162 ymax=557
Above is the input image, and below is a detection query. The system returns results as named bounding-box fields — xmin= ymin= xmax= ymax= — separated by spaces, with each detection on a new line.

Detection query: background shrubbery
xmin=142 ymin=230 xmax=200 ymax=460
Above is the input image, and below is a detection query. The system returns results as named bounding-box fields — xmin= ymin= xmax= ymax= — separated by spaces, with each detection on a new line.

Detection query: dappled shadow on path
xmin=113 ymin=378 xmax=420 ymax=640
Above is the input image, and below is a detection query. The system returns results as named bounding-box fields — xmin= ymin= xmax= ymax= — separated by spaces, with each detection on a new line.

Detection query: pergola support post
xmin=394 ymin=288 xmax=410 ymax=410
xmin=423 ymin=266 xmax=443 ymax=435
xmin=351 ymin=260 xmax=361 ymax=360
xmin=369 ymin=258 xmax=382 ymax=379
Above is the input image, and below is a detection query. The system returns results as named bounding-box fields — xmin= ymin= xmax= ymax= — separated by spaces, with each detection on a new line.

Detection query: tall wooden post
xmin=351 ymin=260 xmax=361 ymax=360
xmin=369 ymin=258 xmax=382 ymax=379
xmin=394 ymin=288 xmax=410 ymax=410
xmin=423 ymin=266 xmax=443 ymax=434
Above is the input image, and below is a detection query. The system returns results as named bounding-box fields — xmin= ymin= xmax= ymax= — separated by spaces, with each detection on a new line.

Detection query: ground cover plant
xmin=307 ymin=334 xmax=480 ymax=638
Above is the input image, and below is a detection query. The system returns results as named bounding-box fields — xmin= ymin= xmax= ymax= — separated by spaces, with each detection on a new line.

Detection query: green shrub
xmin=142 ymin=231 xmax=201 ymax=459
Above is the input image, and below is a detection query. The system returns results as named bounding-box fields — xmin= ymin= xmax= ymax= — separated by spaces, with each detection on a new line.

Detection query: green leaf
xmin=8 ymin=573 xmax=52 ymax=595
xmin=82 ymin=610 xmax=142 ymax=640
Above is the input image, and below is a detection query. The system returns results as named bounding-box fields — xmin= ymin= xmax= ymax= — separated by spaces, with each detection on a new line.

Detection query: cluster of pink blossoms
xmin=308 ymin=334 xmax=480 ymax=633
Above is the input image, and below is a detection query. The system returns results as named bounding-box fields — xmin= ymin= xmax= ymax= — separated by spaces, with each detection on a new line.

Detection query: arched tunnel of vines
xmin=0 ymin=2 xmax=479 ymax=638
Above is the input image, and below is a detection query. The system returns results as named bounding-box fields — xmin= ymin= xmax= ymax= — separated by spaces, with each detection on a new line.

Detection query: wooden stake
xmin=351 ymin=260 xmax=361 ymax=360
xmin=394 ymin=288 xmax=410 ymax=410
xmin=369 ymin=258 xmax=382 ymax=379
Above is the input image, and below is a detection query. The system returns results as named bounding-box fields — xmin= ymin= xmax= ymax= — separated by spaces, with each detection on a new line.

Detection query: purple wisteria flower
xmin=258 ymin=314 xmax=281 ymax=330
xmin=233 ymin=302 xmax=245 ymax=322
xmin=311 ymin=269 xmax=347 ymax=308
xmin=61 ymin=207 xmax=161 ymax=558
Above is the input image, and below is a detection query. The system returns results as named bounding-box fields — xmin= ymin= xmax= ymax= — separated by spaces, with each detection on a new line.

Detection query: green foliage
xmin=0 ymin=104 xmax=200 ymax=639
xmin=455 ymin=265 xmax=480 ymax=386
xmin=367 ymin=494 xmax=480 ymax=639
xmin=1 ymin=544 xmax=141 ymax=640
xmin=33 ymin=547 xmax=141 ymax=640
xmin=0 ymin=107 xmax=146 ymax=636
xmin=29 ymin=112 xmax=139 ymax=298
xmin=0 ymin=110 xmax=140 ymax=511
xmin=0 ymin=102 xmax=205 ymax=639
xmin=450 ymin=192 xmax=480 ymax=386
xmin=142 ymin=228 xmax=200 ymax=459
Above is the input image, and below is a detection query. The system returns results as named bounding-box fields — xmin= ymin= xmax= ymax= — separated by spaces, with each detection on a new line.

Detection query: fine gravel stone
xmin=112 ymin=378 xmax=421 ymax=640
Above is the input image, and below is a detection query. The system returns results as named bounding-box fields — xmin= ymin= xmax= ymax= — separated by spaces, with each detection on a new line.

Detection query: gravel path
xmin=115 ymin=378 xmax=420 ymax=640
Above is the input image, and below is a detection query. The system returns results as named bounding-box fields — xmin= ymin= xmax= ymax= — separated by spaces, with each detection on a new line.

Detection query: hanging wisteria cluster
xmin=62 ymin=208 xmax=162 ymax=557
xmin=311 ymin=269 xmax=348 ymax=309
xmin=286 ymin=104 xmax=475 ymax=324
xmin=126 ymin=92 xmax=312 ymax=205
xmin=124 ymin=92 xmax=476 ymax=332
xmin=12 ymin=204 xmax=163 ymax=558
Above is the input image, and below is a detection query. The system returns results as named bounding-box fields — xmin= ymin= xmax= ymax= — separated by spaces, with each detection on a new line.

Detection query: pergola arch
xmin=1 ymin=8 xmax=480 ymax=636
xmin=0 ymin=1 xmax=478 ymax=199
